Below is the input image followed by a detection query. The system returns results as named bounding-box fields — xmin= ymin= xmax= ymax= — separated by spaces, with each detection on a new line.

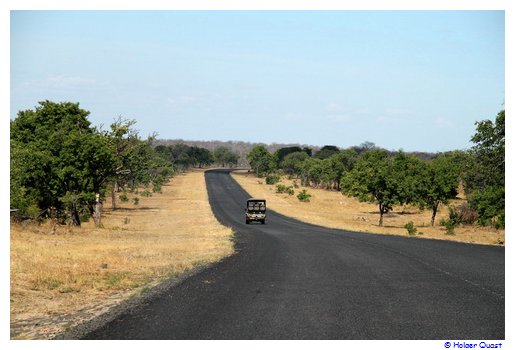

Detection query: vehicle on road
xmin=245 ymin=198 xmax=266 ymax=224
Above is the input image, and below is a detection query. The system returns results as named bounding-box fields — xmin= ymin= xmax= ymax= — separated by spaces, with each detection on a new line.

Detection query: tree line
xmin=10 ymin=101 xmax=240 ymax=226
xmin=247 ymin=110 xmax=505 ymax=229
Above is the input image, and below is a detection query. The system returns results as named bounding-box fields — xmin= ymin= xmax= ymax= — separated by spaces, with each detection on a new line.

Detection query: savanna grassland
xmin=232 ymin=170 xmax=504 ymax=246
xmin=10 ymin=169 xmax=233 ymax=339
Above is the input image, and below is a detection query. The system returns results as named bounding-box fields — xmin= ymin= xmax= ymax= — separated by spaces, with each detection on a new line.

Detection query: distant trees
xmin=213 ymin=146 xmax=240 ymax=167
xmin=247 ymin=107 xmax=505 ymax=229
xmin=154 ymin=143 xmax=214 ymax=170
xmin=314 ymin=145 xmax=340 ymax=159
xmin=247 ymin=145 xmax=276 ymax=177
xmin=281 ymin=151 xmax=309 ymax=176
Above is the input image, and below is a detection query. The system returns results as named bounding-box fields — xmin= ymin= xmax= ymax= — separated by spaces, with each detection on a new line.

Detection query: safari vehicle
xmin=245 ymin=198 xmax=266 ymax=224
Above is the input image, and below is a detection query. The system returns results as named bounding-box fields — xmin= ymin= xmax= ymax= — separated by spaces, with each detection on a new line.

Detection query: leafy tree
xmin=280 ymin=151 xmax=309 ymax=176
xmin=299 ymin=157 xmax=324 ymax=187
xmin=104 ymin=118 xmax=158 ymax=209
xmin=341 ymin=150 xmax=403 ymax=226
xmin=391 ymin=151 xmax=425 ymax=206
xmin=10 ymin=101 xmax=115 ymax=225
xmin=464 ymin=110 xmax=505 ymax=228
xmin=214 ymin=146 xmax=239 ymax=167
xmin=325 ymin=149 xmax=358 ymax=190
xmin=302 ymin=147 xmax=313 ymax=157
xmin=154 ymin=143 xmax=212 ymax=170
xmin=275 ymin=146 xmax=303 ymax=164
xmin=314 ymin=145 xmax=340 ymax=159
xmin=417 ymin=154 xmax=460 ymax=226
xmin=188 ymin=146 xmax=214 ymax=168
xmin=247 ymin=145 xmax=276 ymax=177
xmin=351 ymin=141 xmax=378 ymax=155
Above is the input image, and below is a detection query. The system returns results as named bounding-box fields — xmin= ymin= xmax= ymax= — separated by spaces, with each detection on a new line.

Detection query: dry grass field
xmin=232 ymin=170 xmax=504 ymax=246
xmin=10 ymin=169 xmax=234 ymax=339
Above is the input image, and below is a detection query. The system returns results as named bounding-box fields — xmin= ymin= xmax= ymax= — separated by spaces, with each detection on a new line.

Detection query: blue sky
xmin=10 ymin=10 xmax=505 ymax=152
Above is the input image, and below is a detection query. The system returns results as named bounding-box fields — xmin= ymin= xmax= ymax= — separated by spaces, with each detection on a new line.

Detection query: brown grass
xmin=232 ymin=171 xmax=504 ymax=246
xmin=10 ymin=169 xmax=233 ymax=339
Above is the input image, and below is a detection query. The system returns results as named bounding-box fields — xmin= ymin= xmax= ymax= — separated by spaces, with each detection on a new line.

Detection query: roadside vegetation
xmin=240 ymin=110 xmax=505 ymax=243
xmin=10 ymin=101 xmax=241 ymax=226
xmin=10 ymin=101 xmax=237 ymax=339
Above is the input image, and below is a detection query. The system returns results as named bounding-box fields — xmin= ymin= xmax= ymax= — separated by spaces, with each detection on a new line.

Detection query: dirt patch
xmin=231 ymin=171 xmax=504 ymax=246
xmin=10 ymin=169 xmax=234 ymax=339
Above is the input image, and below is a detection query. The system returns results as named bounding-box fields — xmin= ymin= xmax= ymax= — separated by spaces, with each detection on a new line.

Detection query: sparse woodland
xmin=10 ymin=101 xmax=239 ymax=226
xmin=10 ymin=100 xmax=504 ymax=232
xmin=245 ymin=110 xmax=505 ymax=230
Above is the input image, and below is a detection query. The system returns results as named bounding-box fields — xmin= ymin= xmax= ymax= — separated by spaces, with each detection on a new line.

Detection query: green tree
xmin=275 ymin=146 xmax=303 ymax=164
xmin=188 ymin=146 xmax=214 ymax=168
xmin=326 ymin=149 xmax=358 ymax=190
xmin=247 ymin=145 xmax=275 ymax=177
xmin=280 ymin=151 xmax=309 ymax=176
xmin=341 ymin=150 xmax=403 ymax=226
xmin=464 ymin=110 xmax=505 ymax=228
xmin=106 ymin=120 xmax=176 ymax=209
xmin=10 ymin=101 xmax=115 ymax=225
xmin=214 ymin=146 xmax=240 ymax=167
xmin=299 ymin=157 xmax=324 ymax=187
xmin=418 ymin=154 xmax=460 ymax=226
xmin=314 ymin=145 xmax=340 ymax=159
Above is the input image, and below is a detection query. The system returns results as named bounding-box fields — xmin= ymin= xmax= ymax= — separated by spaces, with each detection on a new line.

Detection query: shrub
xmin=404 ymin=221 xmax=417 ymax=236
xmin=449 ymin=203 xmax=478 ymax=225
xmin=132 ymin=197 xmax=139 ymax=205
xmin=141 ymin=190 xmax=152 ymax=197
xmin=276 ymin=184 xmax=294 ymax=195
xmin=152 ymin=183 xmax=162 ymax=193
xmin=440 ymin=218 xmax=456 ymax=235
xmin=266 ymin=174 xmax=280 ymax=185
xmin=119 ymin=193 xmax=129 ymax=202
xmin=297 ymin=189 xmax=311 ymax=202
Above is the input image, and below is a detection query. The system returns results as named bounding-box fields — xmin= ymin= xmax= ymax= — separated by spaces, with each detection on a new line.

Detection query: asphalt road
xmin=79 ymin=169 xmax=504 ymax=340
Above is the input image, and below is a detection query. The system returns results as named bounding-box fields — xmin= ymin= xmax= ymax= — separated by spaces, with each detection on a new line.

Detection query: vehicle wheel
xmin=246 ymin=219 xmax=249 ymax=224
xmin=261 ymin=219 xmax=266 ymax=225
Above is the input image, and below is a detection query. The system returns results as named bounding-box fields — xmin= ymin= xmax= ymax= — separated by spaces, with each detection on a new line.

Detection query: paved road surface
xmin=79 ymin=169 xmax=504 ymax=339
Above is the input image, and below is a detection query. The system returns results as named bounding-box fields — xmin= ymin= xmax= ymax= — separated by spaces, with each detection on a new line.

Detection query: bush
xmin=152 ymin=183 xmax=162 ymax=193
xmin=404 ymin=221 xmax=417 ymax=236
xmin=266 ymin=174 xmax=280 ymax=185
xmin=449 ymin=203 xmax=479 ymax=225
xmin=440 ymin=218 xmax=456 ymax=235
xmin=297 ymin=189 xmax=311 ymax=202
xmin=276 ymin=184 xmax=294 ymax=195
xmin=119 ymin=193 xmax=129 ymax=202
xmin=132 ymin=197 xmax=139 ymax=205
xmin=141 ymin=189 xmax=152 ymax=197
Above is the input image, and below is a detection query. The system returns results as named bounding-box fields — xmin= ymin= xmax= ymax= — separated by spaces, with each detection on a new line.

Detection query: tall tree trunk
xmin=378 ymin=204 xmax=385 ymax=226
xmin=431 ymin=201 xmax=440 ymax=226
xmin=111 ymin=180 xmax=118 ymax=210
xmin=93 ymin=193 xmax=102 ymax=226
xmin=70 ymin=203 xmax=81 ymax=226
